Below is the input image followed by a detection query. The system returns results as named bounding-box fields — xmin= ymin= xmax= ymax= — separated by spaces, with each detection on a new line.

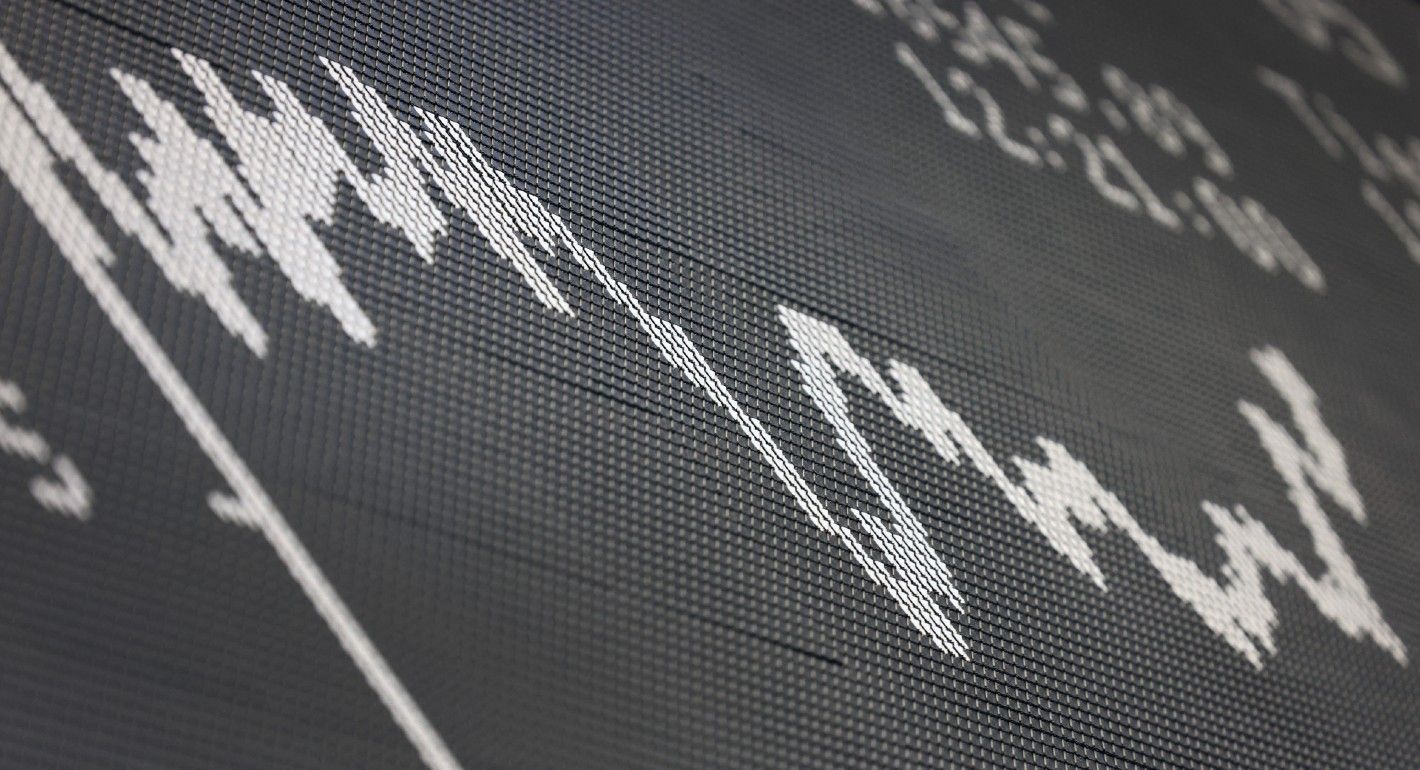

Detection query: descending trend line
xmin=0 ymin=51 xmax=462 ymax=770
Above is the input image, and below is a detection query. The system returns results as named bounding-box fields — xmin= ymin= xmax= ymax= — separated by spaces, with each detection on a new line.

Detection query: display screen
xmin=0 ymin=0 xmax=1417 ymax=766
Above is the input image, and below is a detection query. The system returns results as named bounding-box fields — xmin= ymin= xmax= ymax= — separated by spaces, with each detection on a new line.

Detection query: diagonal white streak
xmin=0 ymin=50 xmax=462 ymax=770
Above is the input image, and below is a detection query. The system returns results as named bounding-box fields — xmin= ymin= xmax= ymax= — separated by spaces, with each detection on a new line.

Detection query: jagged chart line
xmin=0 ymin=18 xmax=1407 ymax=764
xmin=0 ymin=62 xmax=463 ymax=770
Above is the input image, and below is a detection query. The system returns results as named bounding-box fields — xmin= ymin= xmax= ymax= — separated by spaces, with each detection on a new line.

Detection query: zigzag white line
xmin=0 ymin=45 xmax=462 ymax=770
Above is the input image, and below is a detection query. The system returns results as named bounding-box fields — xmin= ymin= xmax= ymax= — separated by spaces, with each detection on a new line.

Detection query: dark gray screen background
xmin=0 ymin=0 xmax=1418 ymax=766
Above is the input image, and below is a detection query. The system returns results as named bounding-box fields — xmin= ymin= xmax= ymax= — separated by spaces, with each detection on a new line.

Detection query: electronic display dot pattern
xmin=0 ymin=0 xmax=1417 ymax=767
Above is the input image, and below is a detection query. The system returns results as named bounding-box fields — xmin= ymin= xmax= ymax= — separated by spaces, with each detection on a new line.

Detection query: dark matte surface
xmin=0 ymin=0 xmax=1417 ymax=766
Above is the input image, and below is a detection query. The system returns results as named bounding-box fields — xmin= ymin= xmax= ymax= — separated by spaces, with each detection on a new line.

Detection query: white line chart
xmin=0 ymin=45 xmax=464 ymax=770
xmin=0 ymin=13 xmax=1408 ymax=764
